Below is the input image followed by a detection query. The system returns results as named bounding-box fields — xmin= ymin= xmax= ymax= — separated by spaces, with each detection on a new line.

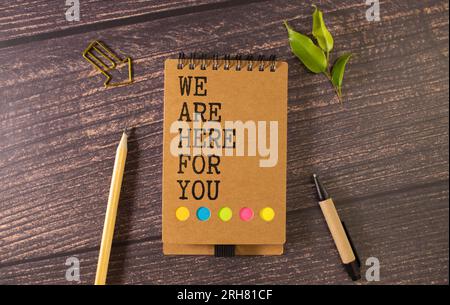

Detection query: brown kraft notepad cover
xmin=162 ymin=58 xmax=288 ymax=255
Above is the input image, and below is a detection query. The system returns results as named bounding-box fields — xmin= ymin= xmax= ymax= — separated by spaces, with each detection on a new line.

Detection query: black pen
xmin=312 ymin=174 xmax=361 ymax=281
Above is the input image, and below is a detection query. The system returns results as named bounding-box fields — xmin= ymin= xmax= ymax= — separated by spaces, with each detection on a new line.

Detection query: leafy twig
xmin=284 ymin=5 xmax=352 ymax=103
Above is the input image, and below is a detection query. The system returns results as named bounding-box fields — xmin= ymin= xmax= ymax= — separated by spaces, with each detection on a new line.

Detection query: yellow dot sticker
xmin=260 ymin=207 xmax=275 ymax=222
xmin=218 ymin=207 xmax=233 ymax=222
xmin=176 ymin=206 xmax=190 ymax=221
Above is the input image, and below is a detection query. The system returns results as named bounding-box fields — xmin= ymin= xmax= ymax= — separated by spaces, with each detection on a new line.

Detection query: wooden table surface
xmin=0 ymin=0 xmax=448 ymax=285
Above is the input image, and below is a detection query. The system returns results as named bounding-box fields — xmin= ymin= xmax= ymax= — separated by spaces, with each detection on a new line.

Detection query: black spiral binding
xmin=177 ymin=52 xmax=277 ymax=72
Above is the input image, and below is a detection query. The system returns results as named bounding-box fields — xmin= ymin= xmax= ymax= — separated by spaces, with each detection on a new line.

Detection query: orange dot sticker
xmin=175 ymin=206 xmax=190 ymax=221
xmin=260 ymin=207 xmax=275 ymax=222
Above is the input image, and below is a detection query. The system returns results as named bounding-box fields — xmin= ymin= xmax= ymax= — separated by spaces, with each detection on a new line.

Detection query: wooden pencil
xmin=95 ymin=131 xmax=128 ymax=285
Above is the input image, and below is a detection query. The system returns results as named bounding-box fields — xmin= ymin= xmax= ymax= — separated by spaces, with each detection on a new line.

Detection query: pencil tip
xmin=123 ymin=127 xmax=128 ymax=136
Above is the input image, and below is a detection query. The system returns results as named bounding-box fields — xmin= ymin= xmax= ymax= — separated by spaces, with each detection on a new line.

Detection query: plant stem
xmin=322 ymin=72 xmax=342 ymax=103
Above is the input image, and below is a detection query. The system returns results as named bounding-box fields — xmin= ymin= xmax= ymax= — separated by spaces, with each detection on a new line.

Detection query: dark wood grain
xmin=0 ymin=0 xmax=226 ymax=42
xmin=0 ymin=0 xmax=448 ymax=284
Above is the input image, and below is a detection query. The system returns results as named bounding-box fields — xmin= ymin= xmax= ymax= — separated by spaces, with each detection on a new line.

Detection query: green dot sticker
xmin=218 ymin=207 xmax=233 ymax=222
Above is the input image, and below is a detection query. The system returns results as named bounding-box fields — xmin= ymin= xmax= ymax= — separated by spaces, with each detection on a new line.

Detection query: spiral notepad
xmin=162 ymin=54 xmax=288 ymax=255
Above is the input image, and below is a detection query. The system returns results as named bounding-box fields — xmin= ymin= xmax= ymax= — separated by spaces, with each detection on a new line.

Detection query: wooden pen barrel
xmin=319 ymin=198 xmax=355 ymax=264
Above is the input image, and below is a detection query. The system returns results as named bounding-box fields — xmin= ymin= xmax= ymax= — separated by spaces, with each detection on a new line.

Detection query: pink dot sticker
xmin=239 ymin=207 xmax=254 ymax=221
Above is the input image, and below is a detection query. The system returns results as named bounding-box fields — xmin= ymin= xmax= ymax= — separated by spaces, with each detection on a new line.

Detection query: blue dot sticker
xmin=196 ymin=207 xmax=211 ymax=221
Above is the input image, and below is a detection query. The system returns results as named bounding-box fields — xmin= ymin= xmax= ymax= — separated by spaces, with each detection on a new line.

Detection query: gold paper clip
xmin=82 ymin=40 xmax=133 ymax=88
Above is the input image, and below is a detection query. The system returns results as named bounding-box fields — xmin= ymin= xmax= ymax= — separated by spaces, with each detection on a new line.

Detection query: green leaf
xmin=312 ymin=5 xmax=334 ymax=54
xmin=284 ymin=21 xmax=327 ymax=73
xmin=331 ymin=53 xmax=352 ymax=97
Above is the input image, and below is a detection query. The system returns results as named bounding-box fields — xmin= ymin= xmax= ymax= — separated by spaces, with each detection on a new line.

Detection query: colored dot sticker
xmin=175 ymin=207 xmax=190 ymax=221
xmin=218 ymin=207 xmax=233 ymax=222
xmin=239 ymin=207 xmax=254 ymax=221
xmin=196 ymin=207 xmax=211 ymax=221
xmin=260 ymin=207 xmax=275 ymax=222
